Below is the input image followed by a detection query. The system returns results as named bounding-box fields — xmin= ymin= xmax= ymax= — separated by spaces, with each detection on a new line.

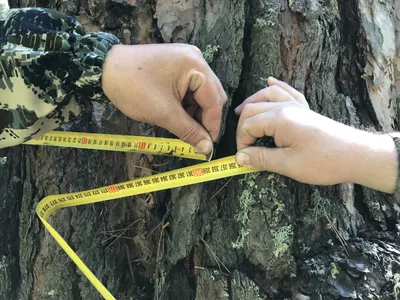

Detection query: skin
xmin=235 ymin=77 xmax=398 ymax=194
xmin=101 ymin=44 xmax=397 ymax=194
xmin=102 ymin=44 xmax=227 ymax=155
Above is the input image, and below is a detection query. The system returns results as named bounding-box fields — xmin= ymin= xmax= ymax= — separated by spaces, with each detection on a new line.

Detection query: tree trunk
xmin=1 ymin=0 xmax=399 ymax=299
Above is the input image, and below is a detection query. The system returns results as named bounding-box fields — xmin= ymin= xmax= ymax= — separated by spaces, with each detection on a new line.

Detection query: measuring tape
xmin=25 ymin=131 xmax=256 ymax=300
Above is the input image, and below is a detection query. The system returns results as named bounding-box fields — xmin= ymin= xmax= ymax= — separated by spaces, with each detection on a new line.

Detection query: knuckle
xmin=188 ymin=45 xmax=202 ymax=56
xmin=240 ymin=119 xmax=252 ymax=135
xmin=184 ymin=45 xmax=208 ymax=69
xmin=221 ymin=92 xmax=228 ymax=104
xmin=241 ymin=104 xmax=251 ymax=116
xmin=274 ymin=106 xmax=289 ymax=119
xmin=268 ymin=85 xmax=280 ymax=94
xmin=179 ymin=123 xmax=200 ymax=142
xmin=242 ymin=103 xmax=256 ymax=115
xmin=260 ymin=87 xmax=271 ymax=97
xmin=197 ymin=57 xmax=209 ymax=71
xmin=299 ymin=95 xmax=310 ymax=107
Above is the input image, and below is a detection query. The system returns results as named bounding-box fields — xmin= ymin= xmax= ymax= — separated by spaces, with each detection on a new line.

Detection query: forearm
xmin=344 ymin=129 xmax=398 ymax=195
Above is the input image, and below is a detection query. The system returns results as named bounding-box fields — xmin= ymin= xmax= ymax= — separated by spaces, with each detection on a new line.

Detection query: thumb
xmin=165 ymin=107 xmax=214 ymax=154
xmin=235 ymin=146 xmax=288 ymax=174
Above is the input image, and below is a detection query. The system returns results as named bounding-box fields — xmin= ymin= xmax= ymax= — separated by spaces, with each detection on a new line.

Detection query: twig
xmin=201 ymin=238 xmax=230 ymax=273
xmin=325 ymin=214 xmax=349 ymax=256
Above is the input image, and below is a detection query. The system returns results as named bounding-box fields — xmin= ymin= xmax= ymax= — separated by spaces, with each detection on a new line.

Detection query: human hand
xmin=234 ymin=78 xmax=398 ymax=193
xmin=102 ymin=44 xmax=227 ymax=154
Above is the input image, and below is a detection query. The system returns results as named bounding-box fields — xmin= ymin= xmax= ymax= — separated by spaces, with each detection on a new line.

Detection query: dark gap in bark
xmin=0 ymin=147 xmax=23 ymax=299
xmin=70 ymin=263 xmax=83 ymax=300
xmin=353 ymin=184 xmax=379 ymax=232
xmin=25 ymin=150 xmax=41 ymax=300
xmin=150 ymin=5 xmax=164 ymax=44
xmin=336 ymin=0 xmax=380 ymax=128
xmin=188 ymin=246 xmax=197 ymax=299
xmin=385 ymin=216 xmax=398 ymax=232
xmin=216 ymin=0 xmax=254 ymax=158
xmin=227 ymin=271 xmax=233 ymax=300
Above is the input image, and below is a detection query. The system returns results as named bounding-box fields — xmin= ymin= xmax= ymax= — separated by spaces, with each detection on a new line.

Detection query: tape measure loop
xmin=30 ymin=132 xmax=256 ymax=299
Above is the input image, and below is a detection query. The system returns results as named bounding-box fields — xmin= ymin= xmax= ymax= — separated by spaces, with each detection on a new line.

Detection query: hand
xmin=234 ymin=77 xmax=398 ymax=194
xmin=102 ymin=44 xmax=227 ymax=154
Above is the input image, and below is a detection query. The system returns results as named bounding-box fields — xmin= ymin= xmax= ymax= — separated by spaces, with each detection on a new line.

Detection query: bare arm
xmin=235 ymin=77 xmax=399 ymax=199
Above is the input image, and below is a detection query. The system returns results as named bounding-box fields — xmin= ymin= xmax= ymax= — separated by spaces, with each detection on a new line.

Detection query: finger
xmin=189 ymin=70 xmax=223 ymax=141
xmin=195 ymin=109 xmax=202 ymax=123
xmin=235 ymin=86 xmax=293 ymax=115
xmin=235 ymin=146 xmax=288 ymax=174
xmin=236 ymin=111 xmax=278 ymax=151
xmin=164 ymin=105 xmax=213 ymax=154
xmin=211 ymin=71 xmax=228 ymax=105
xmin=237 ymin=102 xmax=286 ymax=135
xmin=267 ymin=77 xmax=309 ymax=107
xmin=182 ymin=94 xmax=199 ymax=117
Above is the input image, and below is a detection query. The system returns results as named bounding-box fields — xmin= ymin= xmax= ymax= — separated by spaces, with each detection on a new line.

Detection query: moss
xmin=330 ymin=262 xmax=340 ymax=279
xmin=254 ymin=18 xmax=275 ymax=29
xmin=202 ymin=45 xmax=220 ymax=64
xmin=271 ymin=225 xmax=293 ymax=258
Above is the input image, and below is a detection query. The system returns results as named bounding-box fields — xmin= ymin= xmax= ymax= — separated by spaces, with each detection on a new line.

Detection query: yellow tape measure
xmin=25 ymin=131 xmax=211 ymax=160
xmin=25 ymin=131 xmax=256 ymax=300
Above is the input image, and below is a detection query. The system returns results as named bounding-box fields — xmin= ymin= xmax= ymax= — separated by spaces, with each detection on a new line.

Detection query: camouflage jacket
xmin=0 ymin=7 xmax=120 ymax=149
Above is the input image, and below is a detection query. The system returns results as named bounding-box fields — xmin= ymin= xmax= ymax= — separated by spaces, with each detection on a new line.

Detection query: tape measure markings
xmin=28 ymin=132 xmax=257 ymax=300
xmin=25 ymin=131 xmax=209 ymax=161
xmin=37 ymin=156 xmax=253 ymax=219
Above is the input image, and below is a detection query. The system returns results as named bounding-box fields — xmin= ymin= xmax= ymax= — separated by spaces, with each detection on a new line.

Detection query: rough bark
xmin=1 ymin=0 xmax=399 ymax=299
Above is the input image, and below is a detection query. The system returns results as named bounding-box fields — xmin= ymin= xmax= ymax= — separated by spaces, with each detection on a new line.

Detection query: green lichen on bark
xmin=232 ymin=173 xmax=260 ymax=249
xmin=271 ymin=225 xmax=293 ymax=258
xmin=202 ymin=45 xmax=220 ymax=64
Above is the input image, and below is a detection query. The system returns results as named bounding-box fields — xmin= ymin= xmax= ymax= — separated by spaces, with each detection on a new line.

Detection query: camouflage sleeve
xmin=0 ymin=8 xmax=120 ymax=149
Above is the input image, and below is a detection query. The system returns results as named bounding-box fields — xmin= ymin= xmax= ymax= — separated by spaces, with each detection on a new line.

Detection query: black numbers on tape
xmin=39 ymin=160 xmax=238 ymax=219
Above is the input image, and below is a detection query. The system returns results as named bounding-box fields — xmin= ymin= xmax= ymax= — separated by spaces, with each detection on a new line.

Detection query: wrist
xmin=101 ymin=44 xmax=122 ymax=100
xmin=344 ymin=130 xmax=398 ymax=193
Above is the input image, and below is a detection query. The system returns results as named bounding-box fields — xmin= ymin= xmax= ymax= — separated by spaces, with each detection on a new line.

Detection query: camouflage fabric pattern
xmin=0 ymin=8 xmax=120 ymax=148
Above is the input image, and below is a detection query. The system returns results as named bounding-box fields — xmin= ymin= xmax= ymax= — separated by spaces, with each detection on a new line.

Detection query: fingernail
xmin=195 ymin=139 xmax=213 ymax=154
xmin=268 ymin=76 xmax=277 ymax=82
xmin=236 ymin=152 xmax=250 ymax=167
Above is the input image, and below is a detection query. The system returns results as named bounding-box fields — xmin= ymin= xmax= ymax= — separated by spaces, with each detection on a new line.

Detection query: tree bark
xmin=1 ymin=0 xmax=399 ymax=299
